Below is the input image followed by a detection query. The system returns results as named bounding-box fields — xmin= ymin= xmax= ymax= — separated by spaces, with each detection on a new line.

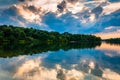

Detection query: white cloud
xmin=102 ymin=69 xmax=120 ymax=80
xmin=1 ymin=0 xmax=120 ymax=34
xmin=14 ymin=4 xmax=43 ymax=24
xmin=105 ymin=26 xmax=114 ymax=30
xmin=13 ymin=59 xmax=100 ymax=80
xmin=102 ymin=2 xmax=120 ymax=15
xmin=14 ymin=0 xmax=106 ymax=24
xmin=66 ymin=2 xmax=87 ymax=14
xmin=89 ymin=13 xmax=96 ymax=22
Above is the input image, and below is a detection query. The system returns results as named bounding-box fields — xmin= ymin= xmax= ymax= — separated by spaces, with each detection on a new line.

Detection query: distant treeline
xmin=0 ymin=25 xmax=101 ymax=44
xmin=104 ymin=38 xmax=120 ymax=44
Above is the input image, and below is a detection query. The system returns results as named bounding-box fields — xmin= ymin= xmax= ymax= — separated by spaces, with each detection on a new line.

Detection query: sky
xmin=0 ymin=0 xmax=120 ymax=39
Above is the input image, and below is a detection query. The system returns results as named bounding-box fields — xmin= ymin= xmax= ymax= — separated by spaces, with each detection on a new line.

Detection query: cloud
xmin=102 ymin=2 xmax=120 ymax=15
xmin=95 ymin=31 xmax=120 ymax=39
xmin=12 ymin=0 xmax=108 ymax=24
xmin=12 ymin=57 xmax=100 ymax=80
xmin=95 ymin=26 xmax=120 ymax=39
xmin=0 ymin=48 xmax=120 ymax=80
xmin=91 ymin=5 xmax=103 ymax=18
xmin=41 ymin=12 xmax=86 ymax=33
xmin=27 ymin=5 xmax=37 ymax=12
xmin=18 ymin=0 xmax=34 ymax=2
xmin=18 ymin=0 xmax=25 ymax=2
xmin=90 ymin=8 xmax=120 ymax=34
xmin=0 ymin=0 xmax=120 ymax=37
xmin=0 ymin=5 xmax=31 ymax=28
xmin=96 ymin=42 xmax=120 ymax=57
xmin=67 ymin=0 xmax=79 ymax=3
xmin=105 ymin=26 xmax=114 ymax=30
xmin=14 ymin=5 xmax=41 ymax=23
xmin=57 ymin=0 xmax=66 ymax=13
xmin=2 ymin=0 xmax=105 ymax=25
xmin=102 ymin=69 xmax=120 ymax=80
xmin=14 ymin=0 xmax=62 ymax=23
xmin=13 ymin=0 xmax=94 ymax=23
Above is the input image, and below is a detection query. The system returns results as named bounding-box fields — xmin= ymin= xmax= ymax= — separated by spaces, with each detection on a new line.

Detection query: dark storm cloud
xmin=18 ymin=0 xmax=25 ymax=2
xmin=57 ymin=0 xmax=66 ymax=12
xmin=67 ymin=0 xmax=79 ymax=3
xmin=18 ymin=0 xmax=33 ymax=2
xmin=27 ymin=5 xmax=42 ymax=15
xmin=57 ymin=0 xmax=80 ymax=12
xmin=18 ymin=4 xmax=40 ymax=14
xmin=28 ymin=5 xmax=37 ymax=12
xmin=91 ymin=5 xmax=103 ymax=18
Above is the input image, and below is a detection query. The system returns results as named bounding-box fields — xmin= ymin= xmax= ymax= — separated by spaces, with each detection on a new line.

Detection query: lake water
xmin=0 ymin=42 xmax=120 ymax=80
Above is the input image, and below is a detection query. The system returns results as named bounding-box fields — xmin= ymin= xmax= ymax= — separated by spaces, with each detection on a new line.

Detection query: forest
xmin=0 ymin=25 xmax=102 ymax=57
xmin=0 ymin=25 xmax=101 ymax=45
xmin=104 ymin=38 xmax=120 ymax=44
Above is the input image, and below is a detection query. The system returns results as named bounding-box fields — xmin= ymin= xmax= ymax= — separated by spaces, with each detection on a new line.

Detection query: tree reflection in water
xmin=0 ymin=42 xmax=120 ymax=80
xmin=0 ymin=41 xmax=101 ymax=58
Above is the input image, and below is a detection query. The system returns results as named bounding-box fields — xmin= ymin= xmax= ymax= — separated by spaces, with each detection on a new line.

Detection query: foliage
xmin=0 ymin=41 xmax=101 ymax=58
xmin=104 ymin=38 xmax=120 ymax=44
xmin=0 ymin=25 xmax=101 ymax=44
xmin=0 ymin=25 xmax=101 ymax=57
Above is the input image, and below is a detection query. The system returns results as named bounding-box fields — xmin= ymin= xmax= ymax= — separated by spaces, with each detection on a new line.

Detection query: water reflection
xmin=0 ymin=42 xmax=101 ymax=58
xmin=96 ymin=42 xmax=120 ymax=57
xmin=0 ymin=42 xmax=120 ymax=80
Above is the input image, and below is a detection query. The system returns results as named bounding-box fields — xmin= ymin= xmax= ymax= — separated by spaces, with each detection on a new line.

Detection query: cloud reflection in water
xmin=0 ymin=42 xmax=120 ymax=80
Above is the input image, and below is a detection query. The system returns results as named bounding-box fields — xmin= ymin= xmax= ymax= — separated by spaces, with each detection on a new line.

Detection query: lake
xmin=0 ymin=42 xmax=120 ymax=80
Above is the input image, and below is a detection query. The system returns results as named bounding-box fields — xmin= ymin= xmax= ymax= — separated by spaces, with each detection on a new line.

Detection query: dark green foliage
xmin=0 ymin=25 xmax=101 ymax=44
xmin=104 ymin=38 xmax=120 ymax=44
xmin=0 ymin=41 xmax=101 ymax=58
xmin=0 ymin=25 xmax=101 ymax=57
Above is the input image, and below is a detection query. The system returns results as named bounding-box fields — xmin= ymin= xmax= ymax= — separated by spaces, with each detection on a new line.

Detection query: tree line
xmin=104 ymin=38 xmax=120 ymax=44
xmin=0 ymin=25 xmax=101 ymax=45
xmin=0 ymin=25 xmax=101 ymax=57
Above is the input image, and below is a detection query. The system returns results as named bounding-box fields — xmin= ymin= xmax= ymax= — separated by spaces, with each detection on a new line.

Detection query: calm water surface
xmin=0 ymin=42 xmax=120 ymax=80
